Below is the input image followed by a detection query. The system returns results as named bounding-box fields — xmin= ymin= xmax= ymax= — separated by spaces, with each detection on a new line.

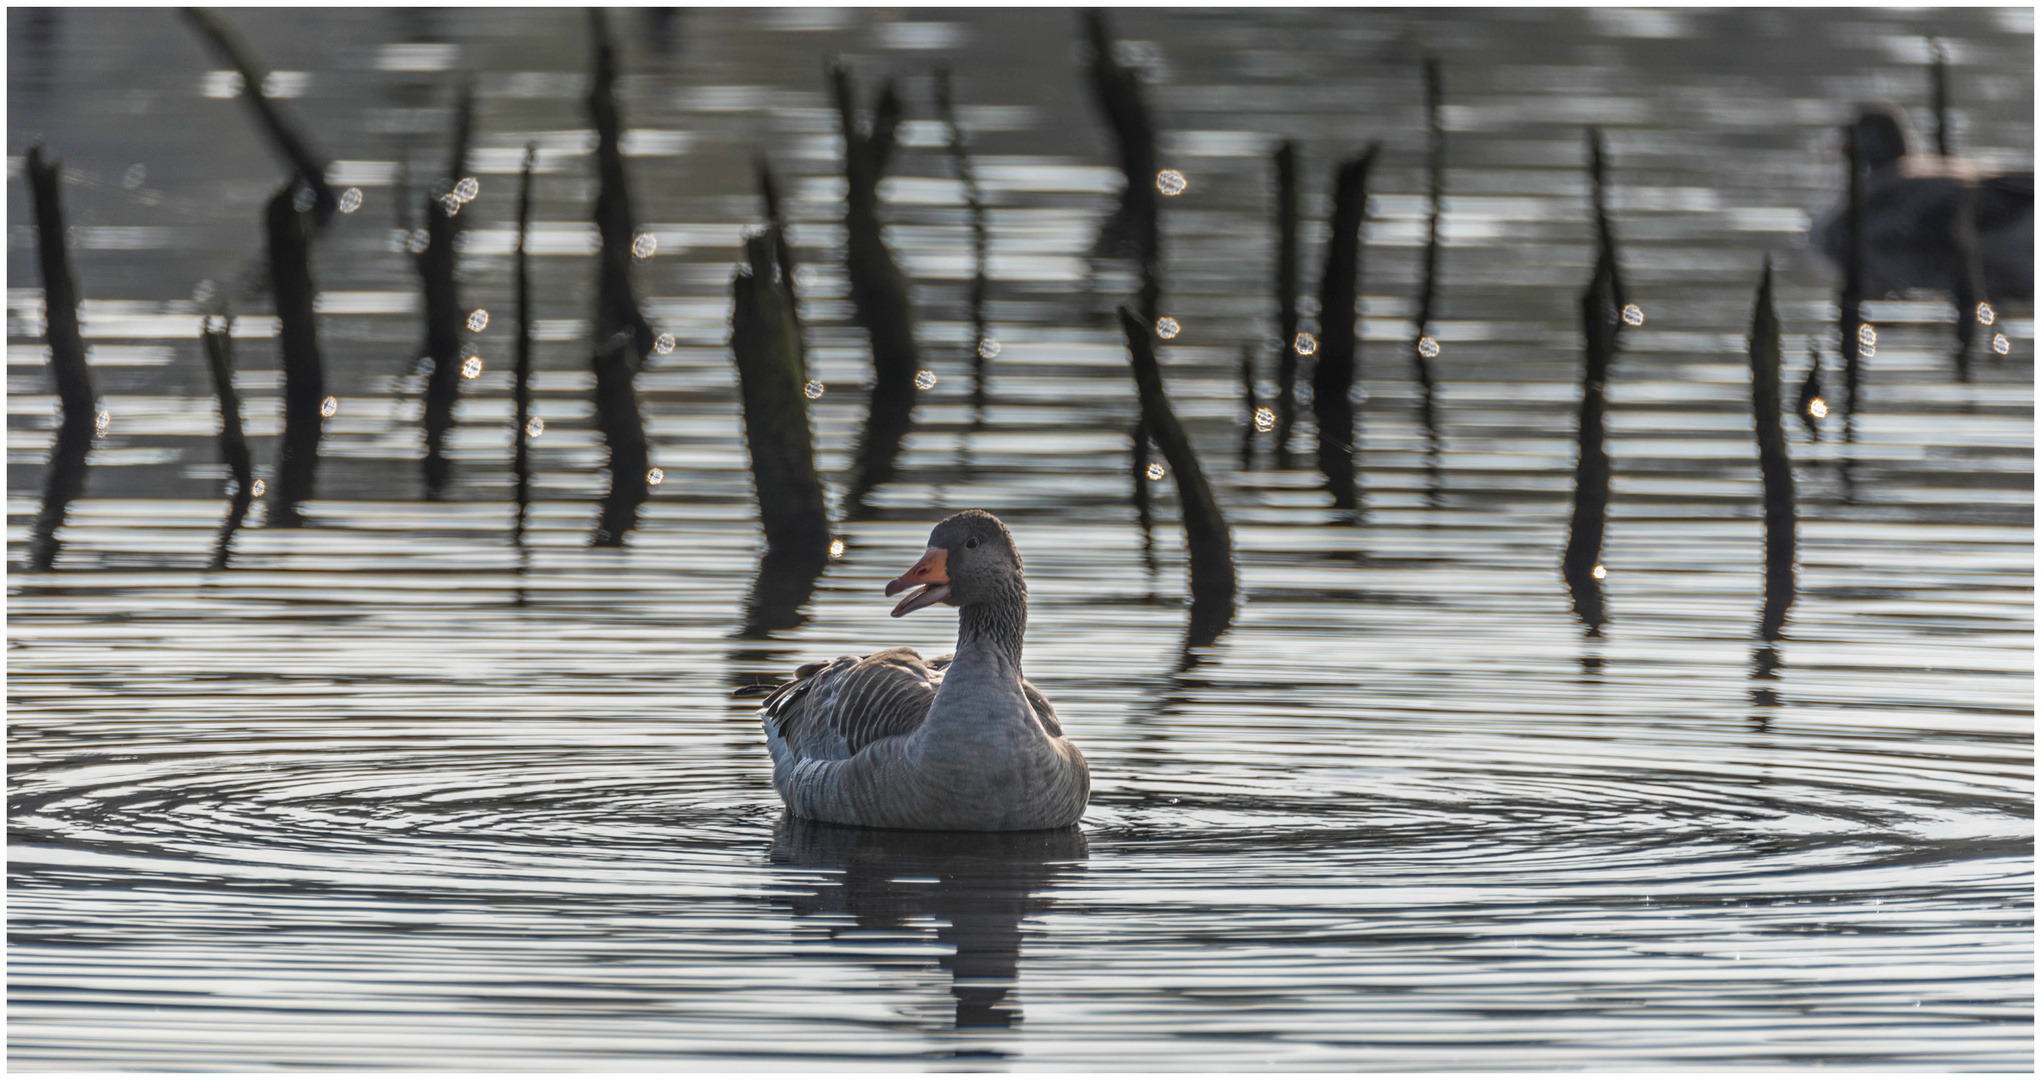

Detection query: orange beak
xmin=884 ymin=547 xmax=950 ymax=617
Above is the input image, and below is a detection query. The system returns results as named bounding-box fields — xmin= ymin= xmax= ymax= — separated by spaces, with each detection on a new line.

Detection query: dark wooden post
xmin=1749 ymin=259 xmax=1797 ymax=641
xmin=202 ymin=316 xmax=254 ymax=569
xmin=265 ymin=181 xmax=323 ymax=527
xmin=418 ymin=80 xmax=475 ymax=497
xmin=24 ymin=146 xmax=95 ymax=572
xmin=1312 ymin=145 xmax=1381 ymax=512
xmin=834 ymin=65 xmax=922 ymax=514
xmin=1272 ymin=141 xmax=1300 ymax=465
xmin=1118 ymin=306 xmax=1236 ymax=647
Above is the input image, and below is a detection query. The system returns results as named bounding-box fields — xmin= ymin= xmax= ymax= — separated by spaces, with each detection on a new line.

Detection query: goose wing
xmin=762 ymin=646 xmax=943 ymax=763
xmin=1021 ymin=678 xmax=1063 ymax=737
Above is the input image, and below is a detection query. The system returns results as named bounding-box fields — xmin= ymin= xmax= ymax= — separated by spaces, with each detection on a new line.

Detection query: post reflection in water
xmin=769 ymin=817 xmax=1086 ymax=1036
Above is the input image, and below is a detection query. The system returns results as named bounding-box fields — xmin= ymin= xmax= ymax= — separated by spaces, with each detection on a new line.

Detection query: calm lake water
xmin=8 ymin=6 xmax=2033 ymax=1070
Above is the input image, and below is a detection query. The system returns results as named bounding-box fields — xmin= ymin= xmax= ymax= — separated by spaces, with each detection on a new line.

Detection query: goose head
xmin=884 ymin=509 xmax=1023 ymax=617
xmin=1853 ymin=104 xmax=1910 ymax=170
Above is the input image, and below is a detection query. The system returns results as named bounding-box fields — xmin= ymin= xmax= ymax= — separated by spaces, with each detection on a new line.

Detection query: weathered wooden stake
xmin=202 ymin=315 xmax=253 ymax=569
xmin=1272 ymin=141 xmax=1300 ymax=466
xmin=511 ymin=143 xmax=536 ymax=548
xmin=1081 ymin=11 xmax=1166 ymax=527
xmin=733 ymin=225 xmax=832 ymax=637
xmin=1749 ymin=259 xmax=1797 ymax=641
xmin=1118 ymin=306 xmax=1236 ymax=648
xmin=935 ymin=67 xmax=993 ymax=415
xmin=1839 ymin=122 xmax=1865 ymax=440
xmin=1312 ymin=145 xmax=1381 ymax=512
xmin=1407 ymin=57 xmax=1445 ymax=440
xmin=591 ymin=330 xmax=649 ymax=547
xmin=1561 ymin=130 xmax=1629 ymax=633
xmin=834 ymin=64 xmax=922 ymax=515
xmin=265 ymin=180 xmax=323 ymax=528
xmin=732 ymin=227 xmax=830 ymax=560
xmin=755 ymin=156 xmax=801 ymax=308
xmin=24 ymin=146 xmax=94 ymax=572
xmin=1082 ymin=10 xmax=1159 ymax=266
xmin=588 ymin=11 xmax=652 ymax=545
xmin=181 ymin=8 xmax=337 ymax=222
xmin=588 ymin=10 xmax=655 ymax=367
xmin=419 ymin=78 xmax=474 ymax=498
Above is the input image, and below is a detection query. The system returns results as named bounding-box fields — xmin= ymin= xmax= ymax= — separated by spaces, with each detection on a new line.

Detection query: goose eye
xmin=964 ymin=536 xmax=980 ymax=550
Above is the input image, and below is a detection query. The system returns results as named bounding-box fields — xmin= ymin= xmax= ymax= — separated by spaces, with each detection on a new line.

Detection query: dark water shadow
xmin=768 ymin=816 xmax=1087 ymax=1037
xmin=738 ymin=543 xmax=830 ymax=638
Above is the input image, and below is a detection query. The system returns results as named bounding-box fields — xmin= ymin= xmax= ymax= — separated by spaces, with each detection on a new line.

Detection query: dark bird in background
xmin=1811 ymin=105 xmax=2033 ymax=305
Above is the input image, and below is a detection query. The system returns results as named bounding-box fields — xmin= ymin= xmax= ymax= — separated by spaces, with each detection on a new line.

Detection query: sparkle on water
xmin=248 ymin=478 xmax=265 ymax=497
xmin=1146 ymin=461 xmax=1165 ymax=480
xmin=1155 ymin=316 xmax=1181 ymax=339
xmin=466 ymin=309 xmax=489 ymax=332
xmin=292 ymin=185 xmax=317 ymax=213
xmin=453 ymin=177 xmax=479 ymax=203
xmin=525 ymin=416 xmax=544 ymax=438
xmin=1859 ymin=323 xmax=1877 ymax=347
xmin=439 ymin=193 xmax=461 ymax=217
xmin=632 ymin=233 xmax=658 ymax=260
xmin=1252 ymin=406 xmax=1275 ymax=432
xmin=1418 ymin=335 xmax=1441 ymax=358
xmin=827 ymin=538 xmax=845 ymax=558
xmin=1976 ymin=302 xmax=1995 ymax=326
xmin=338 ymin=187 xmax=363 ymax=214
xmin=1293 ymin=331 xmax=1318 ymax=356
xmin=914 ymin=369 xmax=937 ymax=390
xmin=646 ymin=467 xmax=663 ymax=486
xmin=1992 ymin=333 xmax=2010 ymax=355
xmin=94 ymin=409 xmax=109 ymax=434
xmin=1591 ymin=563 xmax=1607 ymax=580
xmin=1621 ymin=303 xmax=1644 ymax=326
xmin=319 ymin=396 xmax=337 ymax=418
xmin=461 ymin=357 xmax=482 ymax=379
xmin=803 ymin=379 xmax=824 ymax=400
xmin=1809 ymin=397 xmax=1829 ymax=419
xmin=655 ymin=333 xmax=676 ymax=355
xmin=1155 ymin=168 xmax=1187 ymax=196
xmin=406 ymin=229 xmax=430 ymax=254
xmin=977 ymin=337 xmax=1001 ymax=359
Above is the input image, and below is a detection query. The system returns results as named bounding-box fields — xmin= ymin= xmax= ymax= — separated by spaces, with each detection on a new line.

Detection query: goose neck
xmin=955 ymin=584 xmax=1027 ymax=672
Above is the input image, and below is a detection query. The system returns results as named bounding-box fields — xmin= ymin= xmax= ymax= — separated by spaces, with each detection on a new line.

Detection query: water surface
xmin=8 ymin=7 xmax=2033 ymax=1069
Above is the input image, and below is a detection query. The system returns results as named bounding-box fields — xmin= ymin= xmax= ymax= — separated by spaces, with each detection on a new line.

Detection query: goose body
xmin=1811 ymin=105 xmax=2034 ymax=303
xmin=761 ymin=510 xmax=1089 ymax=831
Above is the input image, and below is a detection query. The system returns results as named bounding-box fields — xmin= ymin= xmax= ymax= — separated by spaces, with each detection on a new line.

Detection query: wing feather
xmin=762 ymin=647 xmax=942 ymax=762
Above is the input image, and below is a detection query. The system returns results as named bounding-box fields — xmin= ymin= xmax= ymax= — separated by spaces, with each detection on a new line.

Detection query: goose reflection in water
xmin=769 ymin=817 xmax=1086 ymax=1034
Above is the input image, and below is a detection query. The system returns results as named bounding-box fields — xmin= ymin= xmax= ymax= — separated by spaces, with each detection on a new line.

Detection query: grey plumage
xmin=760 ymin=511 xmax=1088 ymax=831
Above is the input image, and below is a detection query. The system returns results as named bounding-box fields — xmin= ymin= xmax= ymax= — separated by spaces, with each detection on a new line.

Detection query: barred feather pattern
xmin=759 ymin=646 xmax=1083 ymax=830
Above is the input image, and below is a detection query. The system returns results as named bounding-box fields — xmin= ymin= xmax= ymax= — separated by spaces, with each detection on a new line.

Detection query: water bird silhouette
xmin=760 ymin=511 xmax=1089 ymax=831
xmin=1810 ymin=105 xmax=2033 ymax=304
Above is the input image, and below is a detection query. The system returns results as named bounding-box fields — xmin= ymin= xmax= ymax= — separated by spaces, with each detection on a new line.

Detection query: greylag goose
xmin=1810 ymin=105 xmax=2033 ymax=303
xmin=760 ymin=510 xmax=1089 ymax=831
